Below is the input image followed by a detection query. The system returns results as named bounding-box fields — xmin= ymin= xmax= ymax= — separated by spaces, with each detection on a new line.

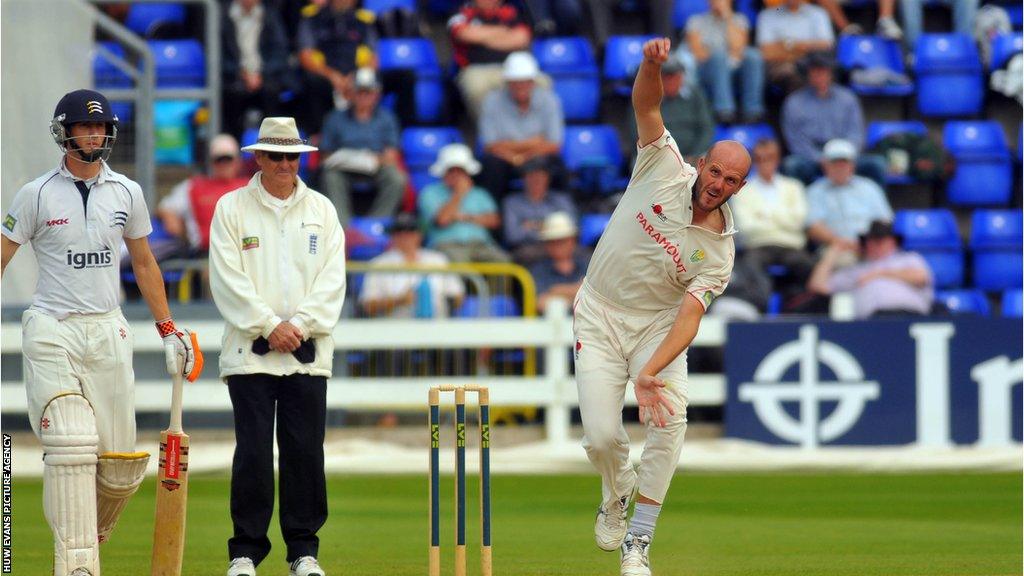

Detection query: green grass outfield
xmin=10 ymin=472 xmax=1021 ymax=575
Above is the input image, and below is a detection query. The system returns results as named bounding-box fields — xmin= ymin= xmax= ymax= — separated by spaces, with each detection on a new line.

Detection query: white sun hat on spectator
xmin=539 ymin=212 xmax=578 ymax=241
xmin=503 ymin=51 xmax=540 ymax=81
xmin=429 ymin=143 xmax=481 ymax=177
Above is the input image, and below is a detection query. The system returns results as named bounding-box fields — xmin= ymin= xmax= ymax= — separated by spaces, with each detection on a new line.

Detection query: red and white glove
xmin=155 ymin=318 xmax=204 ymax=381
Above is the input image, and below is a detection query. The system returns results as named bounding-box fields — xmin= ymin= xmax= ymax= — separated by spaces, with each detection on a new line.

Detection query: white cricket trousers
xmin=22 ymin=308 xmax=137 ymax=452
xmin=573 ymin=281 xmax=689 ymax=504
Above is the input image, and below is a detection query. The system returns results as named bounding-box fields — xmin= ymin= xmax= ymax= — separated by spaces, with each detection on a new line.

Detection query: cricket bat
xmin=151 ymin=370 xmax=189 ymax=576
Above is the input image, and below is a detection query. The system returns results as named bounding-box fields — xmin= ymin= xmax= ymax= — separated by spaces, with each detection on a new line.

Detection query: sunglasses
xmin=212 ymin=155 xmax=236 ymax=164
xmin=263 ymin=151 xmax=300 ymax=162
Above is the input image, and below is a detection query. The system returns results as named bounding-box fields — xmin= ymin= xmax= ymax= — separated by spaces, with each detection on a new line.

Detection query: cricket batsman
xmin=573 ymin=38 xmax=750 ymax=576
xmin=0 ymin=89 xmax=202 ymax=576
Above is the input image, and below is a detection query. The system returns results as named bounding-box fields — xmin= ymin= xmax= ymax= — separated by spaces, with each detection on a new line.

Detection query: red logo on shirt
xmin=650 ymin=204 xmax=668 ymax=223
xmin=46 ymin=218 xmax=69 ymax=227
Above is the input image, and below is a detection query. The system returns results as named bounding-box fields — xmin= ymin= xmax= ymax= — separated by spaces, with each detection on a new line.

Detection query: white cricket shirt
xmin=2 ymin=160 xmax=152 ymax=318
xmin=584 ymin=130 xmax=736 ymax=312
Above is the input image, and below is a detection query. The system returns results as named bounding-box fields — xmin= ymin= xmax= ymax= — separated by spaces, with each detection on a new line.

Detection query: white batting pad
xmin=41 ymin=393 xmax=100 ymax=576
xmin=96 ymin=452 xmax=150 ymax=544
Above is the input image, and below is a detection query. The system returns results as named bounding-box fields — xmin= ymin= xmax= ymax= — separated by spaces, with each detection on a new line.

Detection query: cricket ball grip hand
xmin=157 ymin=318 xmax=204 ymax=382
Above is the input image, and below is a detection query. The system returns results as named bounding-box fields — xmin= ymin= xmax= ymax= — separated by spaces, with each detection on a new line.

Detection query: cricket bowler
xmin=0 ymin=89 xmax=201 ymax=576
xmin=572 ymin=38 xmax=750 ymax=576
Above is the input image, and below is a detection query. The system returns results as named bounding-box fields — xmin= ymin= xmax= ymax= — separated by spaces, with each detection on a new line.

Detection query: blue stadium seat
xmin=673 ymin=0 xmax=708 ymax=29
xmin=562 ymin=125 xmax=626 ymax=194
xmin=364 ymin=0 xmax=416 ymax=12
xmin=973 ymin=250 xmax=1023 ymax=291
xmin=533 ymin=37 xmax=598 ymax=74
xmin=603 ymin=35 xmax=657 ymax=95
xmin=110 ymin=102 xmax=133 ymax=125
xmin=865 ymin=120 xmax=928 ymax=147
xmin=348 ymin=216 xmax=393 ymax=261
xmin=377 ymin=38 xmax=444 ymax=122
xmin=377 ymin=38 xmax=442 ymax=73
xmin=921 ymin=251 xmax=965 ymax=289
xmin=944 ymin=121 xmax=1013 ymax=206
xmin=970 ymin=210 xmax=1023 ymax=292
xmin=936 ymin=289 xmax=991 ymax=315
xmin=401 ymin=127 xmax=463 ymax=172
xmin=551 ymin=76 xmax=601 ymax=122
xmin=990 ymin=32 xmax=1023 ymax=69
xmin=893 ymin=209 xmax=962 ymax=250
xmin=150 ymin=40 xmax=205 ymax=88
xmin=714 ymin=123 xmax=776 ymax=152
xmin=409 ymin=171 xmax=439 ymax=193
xmin=456 ymin=295 xmax=522 ymax=318
xmin=94 ymin=42 xmax=132 ymax=88
xmin=579 ymin=213 xmax=611 ymax=247
xmin=970 ymin=210 xmax=1022 ymax=249
xmin=534 ymin=37 xmax=601 ymax=122
xmin=913 ymin=34 xmax=983 ymax=116
xmin=836 ymin=35 xmax=914 ymax=97
xmin=125 ymin=3 xmax=186 ymax=37
xmin=1002 ymin=289 xmax=1023 ymax=317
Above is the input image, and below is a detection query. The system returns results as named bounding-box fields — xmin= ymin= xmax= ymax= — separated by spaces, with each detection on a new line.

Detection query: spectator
xmin=319 ymin=68 xmax=407 ymax=225
xmin=418 ymin=144 xmax=511 ymax=263
xmin=297 ymin=0 xmax=415 ymax=131
xmin=448 ymin=0 xmax=533 ymax=117
xmin=523 ymin=0 xmax=584 ymax=36
xmin=902 ymin=0 xmax=978 ymax=46
xmin=809 ymin=0 xmax=904 ymax=38
xmin=479 ymin=51 xmax=565 ymax=201
xmin=157 ymin=134 xmax=249 ymax=260
xmin=529 ymin=212 xmax=589 ymax=314
xmin=685 ymin=0 xmax=765 ymax=123
xmin=502 ymin=157 xmax=576 ymax=264
xmin=805 ymin=139 xmax=893 ymax=252
xmin=755 ymin=0 xmax=834 ymax=92
xmin=780 ymin=52 xmax=886 ymax=185
xmin=730 ymin=138 xmax=816 ymax=301
xmin=808 ymin=220 xmax=934 ymax=318
xmin=629 ymin=56 xmax=714 ymax=162
xmin=359 ymin=212 xmax=465 ymax=318
xmin=221 ymin=0 xmax=293 ymax=139
xmin=587 ymin=0 xmax=673 ymax=47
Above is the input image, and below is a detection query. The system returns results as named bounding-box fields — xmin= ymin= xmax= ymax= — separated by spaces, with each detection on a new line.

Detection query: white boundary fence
xmin=0 ymin=301 xmax=726 ymax=444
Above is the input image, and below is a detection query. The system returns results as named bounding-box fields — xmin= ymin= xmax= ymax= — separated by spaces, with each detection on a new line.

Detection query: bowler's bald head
xmin=706 ymin=140 xmax=752 ymax=175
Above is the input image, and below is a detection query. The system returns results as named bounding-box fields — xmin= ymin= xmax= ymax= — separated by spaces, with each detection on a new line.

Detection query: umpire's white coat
xmin=209 ymin=173 xmax=346 ymax=379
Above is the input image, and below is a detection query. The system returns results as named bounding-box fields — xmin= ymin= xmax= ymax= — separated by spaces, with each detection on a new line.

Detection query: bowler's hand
xmin=642 ymin=38 xmax=672 ymax=65
xmin=633 ymin=374 xmax=676 ymax=427
xmin=268 ymin=321 xmax=303 ymax=353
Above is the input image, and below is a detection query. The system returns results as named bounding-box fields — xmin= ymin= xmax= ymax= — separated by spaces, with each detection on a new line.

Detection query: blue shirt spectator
xmin=320 ymin=107 xmax=399 ymax=153
xmin=501 ymin=158 xmax=575 ymax=263
xmin=419 ymin=183 xmax=500 ymax=246
xmin=806 ymin=140 xmax=893 ymax=246
xmin=479 ymin=86 xmax=564 ymax=148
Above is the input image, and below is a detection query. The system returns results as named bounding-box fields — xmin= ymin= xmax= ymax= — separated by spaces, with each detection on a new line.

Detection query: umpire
xmin=209 ymin=117 xmax=346 ymax=576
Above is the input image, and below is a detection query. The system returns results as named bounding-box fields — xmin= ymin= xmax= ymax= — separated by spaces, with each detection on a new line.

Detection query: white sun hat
xmin=429 ymin=143 xmax=481 ymax=177
xmin=240 ymin=117 xmax=318 ymax=153
xmin=503 ymin=51 xmax=540 ymax=81
xmin=539 ymin=211 xmax=578 ymax=241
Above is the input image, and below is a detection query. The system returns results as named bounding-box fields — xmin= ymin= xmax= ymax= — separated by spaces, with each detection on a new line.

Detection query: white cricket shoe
xmin=289 ymin=556 xmax=325 ymax=576
xmin=620 ymin=533 xmax=652 ymax=576
xmin=594 ymin=481 xmax=637 ymax=551
xmin=70 ymin=569 xmax=93 ymax=576
xmin=226 ymin=557 xmax=256 ymax=576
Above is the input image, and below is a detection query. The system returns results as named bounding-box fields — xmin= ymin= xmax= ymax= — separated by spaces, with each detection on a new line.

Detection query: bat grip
xmin=169 ymin=371 xmax=184 ymax=434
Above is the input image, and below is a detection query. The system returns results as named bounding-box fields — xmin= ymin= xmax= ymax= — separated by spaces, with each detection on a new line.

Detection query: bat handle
xmin=169 ymin=371 xmax=184 ymax=434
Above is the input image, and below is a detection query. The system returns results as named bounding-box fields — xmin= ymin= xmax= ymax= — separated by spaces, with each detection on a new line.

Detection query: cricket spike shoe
xmin=289 ymin=556 xmax=325 ymax=576
xmin=595 ymin=481 xmax=637 ymax=551
xmin=620 ymin=533 xmax=652 ymax=576
xmin=226 ymin=557 xmax=256 ymax=576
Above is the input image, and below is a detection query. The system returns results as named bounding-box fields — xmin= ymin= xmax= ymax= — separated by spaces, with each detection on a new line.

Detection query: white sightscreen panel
xmin=1 ymin=0 xmax=95 ymax=305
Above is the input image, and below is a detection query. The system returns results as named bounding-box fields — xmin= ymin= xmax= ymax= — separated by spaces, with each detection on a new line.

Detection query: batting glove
xmin=156 ymin=318 xmax=204 ymax=381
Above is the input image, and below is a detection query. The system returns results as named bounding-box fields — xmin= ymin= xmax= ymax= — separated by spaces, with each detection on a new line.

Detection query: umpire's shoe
xmin=227 ymin=557 xmax=256 ymax=576
xmin=289 ymin=556 xmax=325 ymax=576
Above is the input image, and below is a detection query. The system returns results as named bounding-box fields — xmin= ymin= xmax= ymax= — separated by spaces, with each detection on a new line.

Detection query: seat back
xmin=935 ymin=289 xmax=991 ymax=315
xmin=562 ymin=125 xmax=623 ymax=171
xmin=714 ymin=123 xmax=777 ymax=152
xmin=533 ymin=36 xmax=598 ymax=74
xmin=893 ymin=209 xmax=962 ymax=250
xmin=401 ymin=127 xmax=464 ymax=171
xmin=150 ymin=39 xmax=206 ymax=88
xmin=377 ymin=38 xmax=441 ymax=75
xmin=970 ymin=210 xmax=1023 ymax=249
xmin=838 ymin=35 xmax=906 ymax=73
xmin=603 ymin=36 xmax=657 ymax=81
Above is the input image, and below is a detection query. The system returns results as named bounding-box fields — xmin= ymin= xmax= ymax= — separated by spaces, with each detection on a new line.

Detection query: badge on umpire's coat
xmin=242 ymin=236 xmax=260 ymax=250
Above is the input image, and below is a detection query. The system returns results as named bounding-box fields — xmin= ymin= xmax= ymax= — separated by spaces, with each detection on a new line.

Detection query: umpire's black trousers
xmin=227 ymin=373 xmax=327 ymax=565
